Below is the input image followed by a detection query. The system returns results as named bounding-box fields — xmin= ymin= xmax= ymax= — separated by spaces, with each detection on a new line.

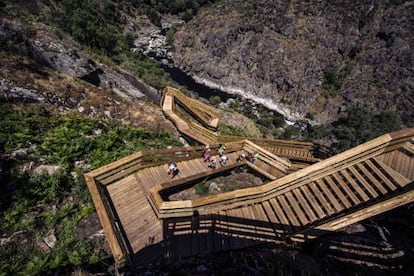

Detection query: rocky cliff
xmin=173 ymin=0 xmax=414 ymax=124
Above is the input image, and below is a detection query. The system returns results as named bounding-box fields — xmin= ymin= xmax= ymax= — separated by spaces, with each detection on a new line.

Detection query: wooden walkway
xmin=161 ymin=86 xmax=324 ymax=163
xmin=147 ymin=133 xmax=414 ymax=260
xmin=108 ymin=150 xmax=244 ymax=254
xmin=84 ymin=86 xmax=414 ymax=265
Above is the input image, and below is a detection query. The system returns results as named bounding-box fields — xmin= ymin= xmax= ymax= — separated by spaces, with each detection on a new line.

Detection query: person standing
xmin=167 ymin=162 xmax=179 ymax=178
xmin=218 ymin=144 xmax=226 ymax=156
xmin=220 ymin=155 xmax=228 ymax=167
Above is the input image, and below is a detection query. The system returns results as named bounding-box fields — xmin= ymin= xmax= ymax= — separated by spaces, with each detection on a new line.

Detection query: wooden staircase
xmin=161 ymin=86 xmax=324 ymax=163
xmin=84 ymin=86 xmax=414 ymax=265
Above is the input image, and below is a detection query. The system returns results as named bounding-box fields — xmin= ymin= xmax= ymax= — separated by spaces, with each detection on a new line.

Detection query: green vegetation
xmin=306 ymin=107 xmax=404 ymax=153
xmin=47 ymin=1 xmax=195 ymax=90
xmin=321 ymin=64 xmax=353 ymax=99
xmin=280 ymin=95 xmax=292 ymax=105
xmin=226 ymin=98 xmax=286 ymax=138
xmin=121 ymin=52 xmax=178 ymax=90
xmin=195 ymin=183 xmax=208 ymax=195
xmin=52 ymin=0 xmax=126 ymax=56
xmin=0 ymin=102 xmax=179 ymax=274
xmin=130 ymin=0 xmax=217 ymax=24
xmin=219 ymin=124 xmax=248 ymax=137
xmin=209 ymin=95 xmax=222 ymax=106
xmin=166 ymin=27 xmax=177 ymax=48
xmin=321 ymin=69 xmax=342 ymax=97
xmin=281 ymin=125 xmax=301 ymax=139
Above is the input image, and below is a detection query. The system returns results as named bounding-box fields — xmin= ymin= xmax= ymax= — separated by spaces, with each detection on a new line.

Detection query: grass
xmin=0 ymin=102 xmax=180 ymax=274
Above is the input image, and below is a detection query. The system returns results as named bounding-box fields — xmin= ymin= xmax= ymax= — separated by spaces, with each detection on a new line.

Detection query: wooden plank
xmin=394 ymin=150 xmax=405 ymax=174
xmin=224 ymin=208 xmax=241 ymax=250
xmin=238 ymin=206 xmax=257 ymax=245
xmin=339 ymin=170 xmax=370 ymax=202
xmin=277 ymin=194 xmax=307 ymax=227
xmin=84 ymin=176 xmax=124 ymax=262
xmin=270 ymin=197 xmax=297 ymax=232
xmin=331 ymin=172 xmax=361 ymax=205
xmin=308 ymin=181 xmax=335 ymax=215
xmin=292 ymin=188 xmax=318 ymax=222
xmin=213 ymin=212 xmax=223 ymax=252
xmin=364 ymin=160 xmax=398 ymax=191
xmin=400 ymin=153 xmax=412 ymax=179
xmin=262 ymin=200 xmax=286 ymax=236
xmin=277 ymin=195 xmax=303 ymax=228
xmin=356 ymin=163 xmax=388 ymax=195
xmin=373 ymin=158 xmax=411 ymax=187
xmin=324 ymin=176 xmax=353 ymax=208
xmin=409 ymin=155 xmax=414 ymax=179
xmin=204 ymin=213 xmax=214 ymax=253
xmin=315 ymin=179 xmax=345 ymax=212
xmin=316 ymin=189 xmax=414 ymax=231
xmin=300 ymin=185 xmax=326 ymax=219
xmin=347 ymin=166 xmax=379 ymax=199
xmin=240 ymin=206 xmax=259 ymax=245
xmin=253 ymin=203 xmax=278 ymax=242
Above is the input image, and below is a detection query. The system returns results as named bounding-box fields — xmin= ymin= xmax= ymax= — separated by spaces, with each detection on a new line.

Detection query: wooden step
xmin=347 ymin=166 xmax=379 ymax=199
xmin=315 ymin=179 xmax=345 ymax=212
xmin=355 ymin=163 xmax=388 ymax=195
xmin=298 ymin=185 xmax=326 ymax=219
xmin=308 ymin=181 xmax=335 ymax=216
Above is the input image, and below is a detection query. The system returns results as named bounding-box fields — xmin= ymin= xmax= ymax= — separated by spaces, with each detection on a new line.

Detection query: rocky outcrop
xmin=27 ymin=22 xmax=160 ymax=101
xmin=129 ymin=15 xmax=184 ymax=62
xmin=173 ymin=0 xmax=414 ymax=124
xmin=1 ymin=19 xmax=162 ymax=102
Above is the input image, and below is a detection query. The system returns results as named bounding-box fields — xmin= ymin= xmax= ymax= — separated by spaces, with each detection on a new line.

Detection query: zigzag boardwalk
xmin=161 ymin=86 xmax=323 ymax=163
xmin=85 ymin=86 xmax=414 ymax=265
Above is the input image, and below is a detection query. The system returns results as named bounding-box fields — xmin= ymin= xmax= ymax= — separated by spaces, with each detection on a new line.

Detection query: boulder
xmin=33 ymin=164 xmax=61 ymax=175
xmin=11 ymin=148 xmax=29 ymax=159
xmin=43 ymin=232 xmax=57 ymax=249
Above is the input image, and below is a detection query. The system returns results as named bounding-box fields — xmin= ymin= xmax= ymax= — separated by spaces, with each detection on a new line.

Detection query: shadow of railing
xmin=128 ymin=180 xmax=414 ymax=266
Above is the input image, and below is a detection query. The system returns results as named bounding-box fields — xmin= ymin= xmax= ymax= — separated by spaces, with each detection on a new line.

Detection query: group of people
xmin=236 ymin=151 xmax=259 ymax=163
xmin=167 ymin=144 xmax=260 ymax=178
xmin=202 ymin=144 xmax=228 ymax=169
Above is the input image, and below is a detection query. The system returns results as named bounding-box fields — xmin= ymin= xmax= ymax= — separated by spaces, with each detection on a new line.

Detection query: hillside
xmin=0 ymin=0 xmax=413 ymax=274
xmin=173 ymin=0 xmax=414 ymax=124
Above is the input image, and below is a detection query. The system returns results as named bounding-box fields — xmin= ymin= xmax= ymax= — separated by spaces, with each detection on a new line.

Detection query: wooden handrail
xmin=148 ymin=128 xmax=414 ymax=218
xmin=161 ymin=86 xmax=326 ymax=162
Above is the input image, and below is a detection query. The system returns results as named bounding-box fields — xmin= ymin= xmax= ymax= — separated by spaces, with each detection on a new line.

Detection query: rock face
xmin=130 ymin=15 xmax=184 ymax=62
xmin=173 ymin=0 xmax=414 ymax=124
xmin=1 ymin=18 xmax=161 ymax=102
xmin=25 ymin=22 xmax=158 ymax=101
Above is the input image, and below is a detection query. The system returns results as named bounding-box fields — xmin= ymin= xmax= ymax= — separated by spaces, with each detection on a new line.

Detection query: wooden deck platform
xmin=84 ymin=86 xmax=414 ymax=265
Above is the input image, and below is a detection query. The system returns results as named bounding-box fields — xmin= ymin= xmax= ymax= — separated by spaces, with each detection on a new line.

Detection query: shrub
xmin=209 ymin=95 xmax=221 ymax=106
xmin=281 ymin=125 xmax=300 ymax=139
xmin=229 ymin=99 xmax=241 ymax=109
xmin=165 ymin=27 xmax=176 ymax=48
xmin=195 ymin=183 xmax=208 ymax=195
xmin=305 ymin=107 xmax=404 ymax=153
xmin=219 ymin=124 xmax=247 ymax=137
xmin=52 ymin=0 xmax=126 ymax=55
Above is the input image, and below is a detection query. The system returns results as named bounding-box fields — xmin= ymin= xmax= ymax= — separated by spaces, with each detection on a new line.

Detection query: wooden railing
xmin=163 ymin=87 xmax=219 ymax=129
xmin=161 ymin=86 xmax=328 ymax=162
xmin=148 ymin=128 xmax=414 ymax=218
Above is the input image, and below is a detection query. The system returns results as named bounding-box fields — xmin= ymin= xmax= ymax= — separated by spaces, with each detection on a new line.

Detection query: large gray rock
xmin=33 ymin=164 xmax=61 ymax=175
xmin=0 ymin=79 xmax=46 ymax=102
xmin=26 ymin=23 xmax=157 ymax=101
xmin=29 ymin=24 xmax=96 ymax=78
xmin=130 ymin=15 xmax=183 ymax=61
